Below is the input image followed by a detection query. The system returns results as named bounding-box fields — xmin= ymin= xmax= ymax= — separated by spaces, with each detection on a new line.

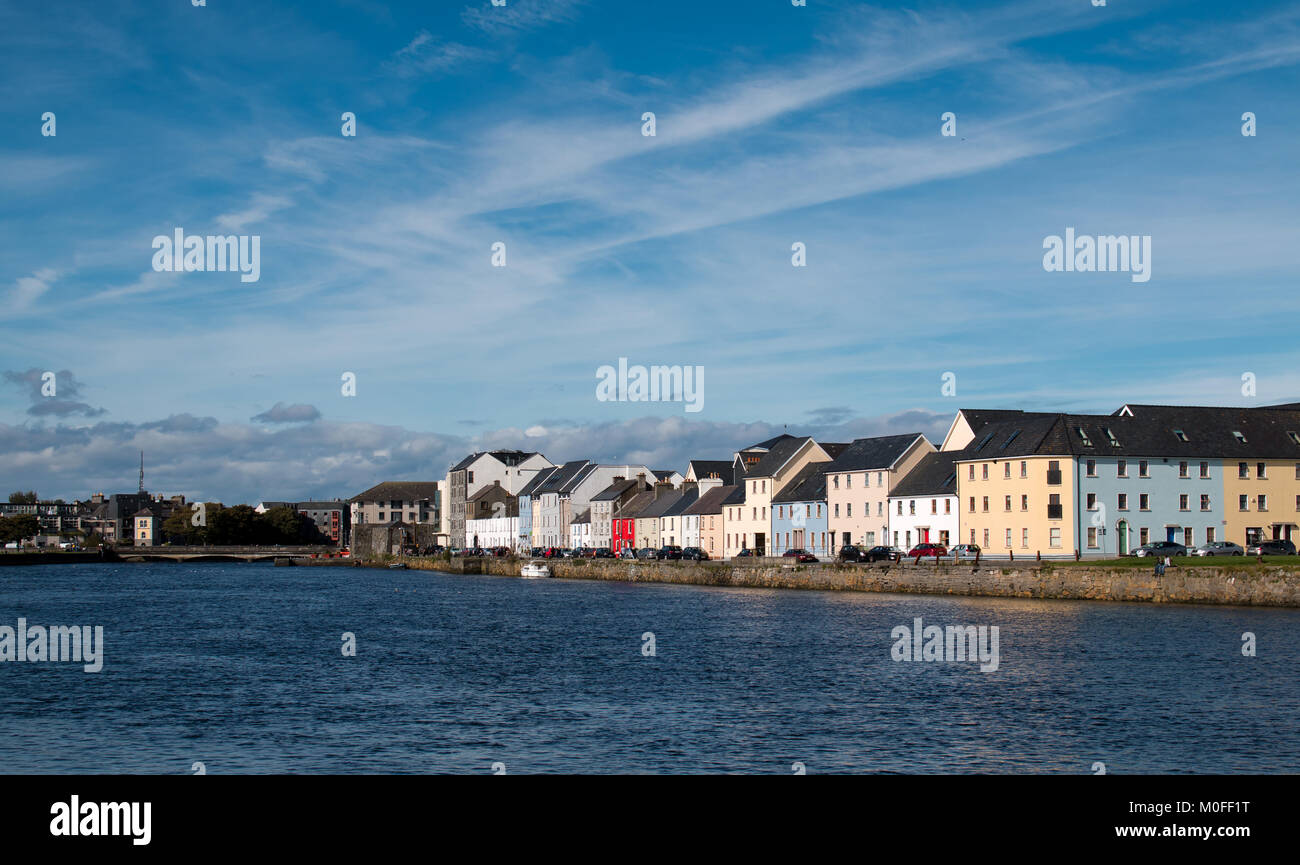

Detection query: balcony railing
xmin=1046 ymin=504 xmax=1063 ymax=519
xmin=1046 ymin=470 xmax=1062 ymax=485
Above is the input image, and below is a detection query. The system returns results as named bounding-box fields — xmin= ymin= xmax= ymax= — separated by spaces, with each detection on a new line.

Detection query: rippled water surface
xmin=1 ymin=562 xmax=1297 ymax=773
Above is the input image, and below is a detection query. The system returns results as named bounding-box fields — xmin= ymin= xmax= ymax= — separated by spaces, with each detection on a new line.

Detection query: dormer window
xmin=1102 ymin=427 xmax=1120 ymax=446
xmin=1173 ymin=429 xmax=1188 ymax=442
xmin=1233 ymin=431 xmax=1247 ymax=444
xmin=1075 ymin=427 xmax=1092 ymax=446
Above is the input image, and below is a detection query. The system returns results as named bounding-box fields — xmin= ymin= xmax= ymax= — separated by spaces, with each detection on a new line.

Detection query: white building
xmin=886 ymin=451 xmax=960 ymax=550
xmin=569 ymin=510 xmax=592 ymax=550
xmin=447 ymin=451 xmax=553 ymax=548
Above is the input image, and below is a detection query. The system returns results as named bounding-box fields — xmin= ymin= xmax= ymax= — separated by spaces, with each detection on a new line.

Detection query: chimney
xmin=637 ymin=472 xmax=647 ymax=488
xmin=681 ymin=480 xmax=698 ymax=496
xmin=654 ymin=480 xmax=673 ymax=500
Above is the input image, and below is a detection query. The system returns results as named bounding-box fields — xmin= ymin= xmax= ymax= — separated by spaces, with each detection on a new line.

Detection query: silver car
xmin=1192 ymin=541 xmax=1244 ymax=557
xmin=1133 ymin=541 xmax=1187 ymax=558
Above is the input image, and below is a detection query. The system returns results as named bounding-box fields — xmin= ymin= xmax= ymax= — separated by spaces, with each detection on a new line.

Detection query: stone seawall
xmin=390 ymin=556 xmax=1300 ymax=608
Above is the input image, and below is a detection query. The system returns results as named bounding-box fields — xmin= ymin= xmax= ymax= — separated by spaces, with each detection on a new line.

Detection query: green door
xmin=1117 ymin=520 xmax=1128 ymax=555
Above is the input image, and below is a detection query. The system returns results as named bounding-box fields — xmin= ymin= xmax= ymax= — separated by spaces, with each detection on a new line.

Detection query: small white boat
xmin=520 ymin=560 xmax=552 ymax=579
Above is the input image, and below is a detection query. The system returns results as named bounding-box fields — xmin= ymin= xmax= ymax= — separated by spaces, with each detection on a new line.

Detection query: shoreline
xmin=372 ymin=555 xmax=1300 ymax=608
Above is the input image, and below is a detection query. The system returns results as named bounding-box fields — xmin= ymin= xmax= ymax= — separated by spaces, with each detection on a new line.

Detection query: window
xmin=1076 ymin=426 xmax=1092 ymax=446
xmin=1140 ymin=527 xmax=1149 ymax=545
xmin=1239 ymin=495 xmax=1249 ymax=511
xmin=1087 ymin=527 xmax=1098 ymax=548
xmin=1117 ymin=460 xmax=1128 ymax=477
xmin=982 ymin=496 xmax=989 ymax=512
xmin=1139 ymin=460 xmax=1149 ymax=477
xmin=1259 ymin=494 xmax=1268 ymax=512
xmin=1200 ymin=462 xmax=1209 ymax=478
xmin=982 ymin=464 xmax=989 ymax=480
xmin=833 ymin=476 xmax=839 ymax=490
xmin=1004 ymin=463 xmax=1011 ymax=479
xmin=1086 ymin=459 xmax=1096 ymax=477
xmin=970 ymin=529 xmax=976 ymax=545
xmin=847 ymin=504 xmax=852 ymax=517
xmin=1290 ymin=431 xmax=1300 ymax=445
xmin=1238 ymin=462 xmax=1249 ymax=479
xmin=908 ymin=500 xmax=915 ymax=515
xmin=983 ymin=529 xmax=990 ymax=547
xmin=897 ymin=501 xmax=903 ymax=515
xmin=846 ymin=476 xmax=851 ymax=489
xmin=1179 ymin=461 xmax=1188 ymax=478
xmin=1179 ymin=494 xmax=1189 ymax=511
xmin=968 ymin=465 xmax=975 ymax=481
xmin=1005 ymin=528 xmax=1013 ymax=548
xmin=834 ymin=504 xmax=840 ymax=518
xmin=1118 ymin=494 xmax=1128 ymax=510
xmin=1049 ymin=528 xmax=1061 ymax=548
xmin=1086 ymin=493 xmax=1097 ymax=510
xmin=1104 ymin=427 xmax=1120 ymax=446
xmin=1173 ymin=429 xmax=1188 ymax=442
xmin=1233 ymin=430 xmax=1247 ymax=444
xmin=1257 ymin=462 xmax=1267 ymax=479
xmin=877 ymin=502 xmax=883 ymax=516
xmin=1206 ymin=527 xmax=1215 ymax=543
xmin=931 ymin=499 xmax=937 ymax=514
xmin=1139 ymin=494 xmax=1149 ymax=511
xmin=1048 ymin=493 xmax=1062 ymax=519
xmin=944 ymin=500 xmax=950 ymax=515
xmin=1005 ymin=495 xmax=1012 ymax=512
xmin=1184 ymin=527 xmax=1193 ymax=547
xmin=1021 ymin=494 xmax=1028 ymax=511
xmin=1022 ymin=528 xmax=1029 ymax=548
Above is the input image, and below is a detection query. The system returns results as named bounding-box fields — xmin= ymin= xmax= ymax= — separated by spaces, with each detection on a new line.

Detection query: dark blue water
xmin=0 ymin=562 xmax=1296 ymax=774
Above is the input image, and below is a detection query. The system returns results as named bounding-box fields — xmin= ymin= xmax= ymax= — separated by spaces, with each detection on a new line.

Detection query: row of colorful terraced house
xmin=347 ymin=402 xmax=1300 ymax=560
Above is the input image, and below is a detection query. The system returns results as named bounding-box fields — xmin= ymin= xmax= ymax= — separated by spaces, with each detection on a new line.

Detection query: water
xmin=0 ymin=562 xmax=1296 ymax=774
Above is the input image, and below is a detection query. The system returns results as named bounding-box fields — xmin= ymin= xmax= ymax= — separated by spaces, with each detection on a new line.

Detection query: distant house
xmin=725 ymin=436 xmax=840 ymax=559
xmin=349 ymin=481 xmax=445 ymax=544
xmin=464 ymin=483 xmax=518 ymax=549
xmin=589 ymin=473 xmax=652 ymax=551
xmin=133 ymin=508 xmax=159 ymax=547
xmin=612 ymin=489 xmax=657 ymax=554
xmin=825 ymin=434 xmax=934 ymax=552
xmin=568 ymin=509 xmax=592 ymax=550
xmin=446 ymin=450 xmax=553 ymax=548
xmin=771 ymin=461 xmax=837 ymax=558
xmin=682 ymin=482 xmax=737 ymax=557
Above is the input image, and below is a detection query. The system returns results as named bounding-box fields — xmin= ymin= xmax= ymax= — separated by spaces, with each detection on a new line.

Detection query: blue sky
xmin=2 ymin=0 xmax=1299 ymax=503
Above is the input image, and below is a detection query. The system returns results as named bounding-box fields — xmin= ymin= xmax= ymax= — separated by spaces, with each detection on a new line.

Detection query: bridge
xmin=114 ymin=545 xmax=341 ymax=563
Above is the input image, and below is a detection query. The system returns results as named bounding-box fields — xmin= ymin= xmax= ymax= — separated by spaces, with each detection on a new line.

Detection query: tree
xmin=0 ymin=514 xmax=41 ymax=544
xmin=8 ymin=491 xmax=37 ymax=504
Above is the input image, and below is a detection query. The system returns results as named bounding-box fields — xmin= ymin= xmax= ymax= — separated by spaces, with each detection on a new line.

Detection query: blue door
xmin=1166 ymin=527 xmax=1177 ymax=542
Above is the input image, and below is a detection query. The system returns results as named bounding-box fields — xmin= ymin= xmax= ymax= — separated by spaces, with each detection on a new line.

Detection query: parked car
xmin=592 ymin=548 xmax=615 ymax=559
xmin=542 ymin=547 xmax=563 ymax=558
xmin=836 ymin=544 xmax=865 ymax=563
xmin=656 ymin=545 xmax=683 ymax=560
xmin=1193 ymin=541 xmax=1245 ymax=557
xmin=560 ymin=548 xmax=581 ymax=558
xmin=618 ymin=548 xmax=637 ymax=559
xmin=734 ymin=548 xmax=758 ymax=558
xmin=1134 ymin=541 xmax=1187 ymax=558
xmin=681 ymin=547 xmax=709 ymax=561
xmin=782 ymin=548 xmax=818 ymax=563
xmin=530 ymin=547 xmax=544 ymax=557
xmin=861 ymin=545 xmax=901 ymax=562
xmin=950 ymin=544 xmax=981 ymax=561
xmin=1246 ymin=539 xmax=1296 ymax=556
xmin=907 ymin=543 xmax=948 ymax=559
xmin=635 ymin=547 xmax=658 ymax=560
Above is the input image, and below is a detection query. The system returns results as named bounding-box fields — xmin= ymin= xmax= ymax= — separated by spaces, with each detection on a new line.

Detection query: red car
xmin=782 ymin=548 xmax=819 ymax=563
xmin=908 ymin=543 xmax=948 ymax=558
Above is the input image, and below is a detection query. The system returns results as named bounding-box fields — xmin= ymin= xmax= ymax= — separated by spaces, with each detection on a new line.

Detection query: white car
xmin=3 ymin=542 xmax=18 ymax=550
xmin=1192 ymin=541 xmax=1244 ymax=557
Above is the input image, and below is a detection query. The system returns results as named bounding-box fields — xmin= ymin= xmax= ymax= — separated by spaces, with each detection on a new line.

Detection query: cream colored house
xmin=724 ymin=437 xmax=836 ymax=558
xmin=825 ymin=434 xmax=933 ymax=551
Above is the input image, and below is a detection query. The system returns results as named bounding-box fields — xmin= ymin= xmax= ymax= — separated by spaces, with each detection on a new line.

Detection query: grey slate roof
xmin=350 ymin=481 xmax=442 ymax=503
xmin=518 ymin=465 xmax=559 ymax=497
xmin=636 ymin=490 xmax=687 ymax=519
xmin=772 ymin=461 xmax=832 ymax=504
xmin=889 ymin=451 xmax=960 ymax=498
xmin=617 ymin=490 xmax=658 ymax=519
xmin=532 ymin=460 xmax=591 ymax=496
xmin=748 ymin=436 xmax=815 ymax=478
xmin=591 ymin=478 xmax=645 ymax=502
xmin=824 ymin=434 xmax=927 ymax=473
xmin=449 ymin=449 xmax=541 ymax=472
xmin=683 ymin=484 xmax=739 ymax=515
xmin=661 ymin=489 xmax=699 ymax=517
xmin=688 ymin=459 xmax=734 ymax=483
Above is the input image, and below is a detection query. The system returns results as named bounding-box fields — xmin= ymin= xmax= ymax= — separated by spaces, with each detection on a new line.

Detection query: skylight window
xmin=1233 ymin=431 xmax=1247 ymax=444
xmin=975 ymin=432 xmax=996 ymax=451
xmin=1289 ymin=431 xmax=1300 ymax=445
xmin=1075 ymin=427 xmax=1092 ymax=446
xmin=1102 ymin=427 xmax=1121 ymax=446
xmin=1173 ymin=429 xmax=1188 ymax=442
xmin=1002 ymin=430 xmax=1021 ymax=449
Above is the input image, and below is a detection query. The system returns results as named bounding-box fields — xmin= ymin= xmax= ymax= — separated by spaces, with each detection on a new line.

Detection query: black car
xmin=864 ymin=545 xmax=902 ymax=563
xmin=1247 ymin=539 xmax=1297 ymax=556
xmin=681 ymin=547 xmax=709 ymax=561
xmin=837 ymin=544 xmax=865 ymax=562
xmin=734 ymin=548 xmax=758 ymax=558
xmin=591 ymin=548 xmax=615 ymax=559
xmin=657 ymin=545 xmax=683 ymax=560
